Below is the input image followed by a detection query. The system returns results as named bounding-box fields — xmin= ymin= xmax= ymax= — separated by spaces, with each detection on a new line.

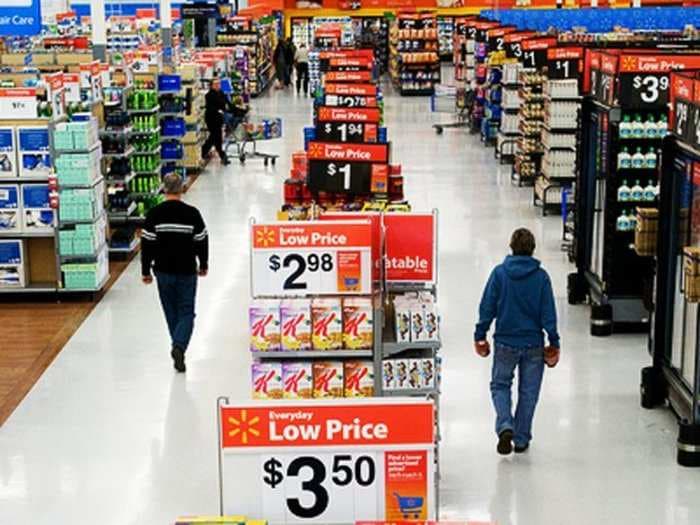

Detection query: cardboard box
xmin=21 ymin=184 xmax=54 ymax=232
xmin=0 ymin=184 xmax=20 ymax=233
xmin=0 ymin=239 xmax=25 ymax=288
xmin=408 ymin=359 xmax=423 ymax=390
xmin=282 ymin=361 xmax=314 ymax=399
xmin=312 ymin=298 xmax=343 ymax=350
xmin=382 ymin=360 xmax=396 ymax=391
xmin=281 ymin=299 xmax=312 ymax=351
xmin=249 ymin=299 xmax=281 ymax=352
xmin=0 ymin=127 xmax=17 ymax=178
xmin=17 ymin=127 xmax=51 ymax=178
xmin=421 ymin=358 xmax=436 ymax=389
xmin=394 ymin=299 xmax=412 ymax=343
xmin=344 ymin=360 xmax=374 ymax=397
xmin=251 ymin=362 xmax=283 ymax=400
xmin=313 ymin=360 xmax=344 ymax=398
xmin=394 ymin=359 xmax=410 ymax=390
xmin=421 ymin=301 xmax=439 ymax=342
xmin=342 ymin=297 xmax=374 ymax=349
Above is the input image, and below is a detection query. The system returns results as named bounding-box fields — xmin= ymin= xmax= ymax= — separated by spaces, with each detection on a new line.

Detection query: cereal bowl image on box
xmin=249 ymin=299 xmax=281 ymax=352
xmin=251 ymin=362 xmax=283 ymax=400
xmin=281 ymin=299 xmax=312 ymax=351
xmin=312 ymin=298 xmax=343 ymax=350
xmin=342 ymin=297 xmax=373 ymax=349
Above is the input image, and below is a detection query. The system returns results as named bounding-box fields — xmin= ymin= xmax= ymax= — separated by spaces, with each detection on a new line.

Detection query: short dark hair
xmin=510 ymin=228 xmax=536 ymax=256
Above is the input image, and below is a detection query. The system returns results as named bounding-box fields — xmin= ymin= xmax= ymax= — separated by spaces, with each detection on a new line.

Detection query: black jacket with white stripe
xmin=141 ymin=199 xmax=209 ymax=276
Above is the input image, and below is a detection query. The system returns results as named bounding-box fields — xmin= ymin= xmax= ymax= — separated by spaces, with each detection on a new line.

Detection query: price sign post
xmin=251 ymin=220 xmax=373 ymax=297
xmin=218 ymin=399 xmax=437 ymax=524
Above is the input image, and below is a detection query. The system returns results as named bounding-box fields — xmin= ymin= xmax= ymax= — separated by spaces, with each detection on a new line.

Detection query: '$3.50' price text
xmin=263 ymin=455 xmax=376 ymax=519
xmin=268 ymin=253 xmax=334 ymax=290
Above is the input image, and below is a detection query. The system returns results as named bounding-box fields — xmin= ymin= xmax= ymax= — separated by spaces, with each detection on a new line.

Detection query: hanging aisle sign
xmin=0 ymin=0 xmax=41 ymax=36
xmin=218 ymin=398 xmax=437 ymax=524
xmin=251 ymin=220 xmax=373 ymax=297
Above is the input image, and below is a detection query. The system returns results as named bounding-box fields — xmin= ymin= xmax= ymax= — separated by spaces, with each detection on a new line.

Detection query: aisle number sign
xmin=219 ymin=399 xmax=436 ymax=524
xmin=251 ymin=220 xmax=373 ymax=297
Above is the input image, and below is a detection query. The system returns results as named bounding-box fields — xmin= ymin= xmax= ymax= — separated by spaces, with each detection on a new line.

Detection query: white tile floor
xmin=1 ymin=77 xmax=699 ymax=525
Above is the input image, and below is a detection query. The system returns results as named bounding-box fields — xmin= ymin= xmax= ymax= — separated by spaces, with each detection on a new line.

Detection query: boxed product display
xmin=17 ymin=127 xmax=51 ymax=178
xmin=313 ymin=360 xmax=344 ymax=398
xmin=382 ymin=357 xmax=436 ymax=391
xmin=342 ymin=297 xmax=373 ymax=349
xmin=282 ymin=361 xmax=314 ymax=399
xmin=61 ymin=246 xmax=109 ymax=289
xmin=251 ymin=362 xmax=283 ymax=400
xmin=344 ymin=360 xmax=374 ymax=397
xmin=21 ymin=184 xmax=54 ymax=232
xmin=55 ymin=147 xmax=102 ymax=186
xmin=393 ymin=292 xmax=440 ymax=343
xmin=0 ymin=184 xmax=20 ymax=233
xmin=58 ymin=183 xmax=105 ymax=222
xmin=53 ymin=119 xmax=100 ymax=152
xmin=280 ymin=299 xmax=312 ymax=351
xmin=635 ymin=208 xmax=659 ymax=257
xmin=0 ymin=239 xmax=25 ymax=288
xmin=0 ymin=127 xmax=17 ymax=178
xmin=58 ymin=214 xmax=107 ymax=256
xmin=312 ymin=297 xmax=343 ymax=350
xmin=249 ymin=299 xmax=281 ymax=352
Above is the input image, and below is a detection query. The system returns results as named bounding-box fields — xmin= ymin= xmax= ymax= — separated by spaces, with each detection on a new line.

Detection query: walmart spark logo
xmin=621 ymin=56 xmax=638 ymax=72
xmin=255 ymin=226 xmax=275 ymax=247
xmin=308 ymin=142 xmax=323 ymax=158
xmin=227 ymin=410 xmax=260 ymax=445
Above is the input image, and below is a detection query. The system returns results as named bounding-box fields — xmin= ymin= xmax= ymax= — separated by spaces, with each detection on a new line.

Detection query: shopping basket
xmin=225 ymin=115 xmax=282 ymax=167
xmin=393 ymin=492 xmax=424 ymax=519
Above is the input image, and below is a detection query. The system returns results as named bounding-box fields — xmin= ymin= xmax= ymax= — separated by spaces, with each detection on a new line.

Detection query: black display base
xmin=678 ymin=421 xmax=700 ymax=467
xmin=640 ymin=366 xmax=667 ymax=409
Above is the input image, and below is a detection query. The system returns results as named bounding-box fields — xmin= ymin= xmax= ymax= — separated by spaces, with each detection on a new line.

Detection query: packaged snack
xmin=421 ymin=358 xmax=436 ymax=389
xmin=313 ymin=360 xmax=344 ymax=398
xmin=395 ymin=359 xmax=409 ymax=390
xmin=251 ymin=362 xmax=283 ymax=400
xmin=422 ymin=301 xmax=439 ymax=342
xmin=312 ymin=298 xmax=343 ymax=350
xmin=282 ymin=361 xmax=314 ymax=399
xmin=249 ymin=299 xmax=281 ymax=352
xmin=394 ymin=299 xmax=411 ymax=343
xmin=342 ymin=297 xmax=374 ymax=349
xmin=281 ymin=299 xmax=312 ymax=351
xmin=344 ymin=360 xmax=374 ymax=397
xmin=411 ymin=310 xmax=425 ymax=342
xmin=382 ymin=360 xmax=396 ymax=391
xmin=408 ymin=359 xmax=422 ymax=390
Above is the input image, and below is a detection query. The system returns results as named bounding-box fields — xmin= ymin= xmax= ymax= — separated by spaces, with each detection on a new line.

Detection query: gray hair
xmin=163 ymin=173 xmax=184 ymax=195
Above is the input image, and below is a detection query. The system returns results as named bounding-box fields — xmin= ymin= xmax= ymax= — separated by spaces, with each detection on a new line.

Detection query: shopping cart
xmin=393 ymin=492 xmax=424 ymax=519
xmin=225 ymin=115 xmax=282 ymax=167
xmin=431 ymin=84 xmax=472 ymax=134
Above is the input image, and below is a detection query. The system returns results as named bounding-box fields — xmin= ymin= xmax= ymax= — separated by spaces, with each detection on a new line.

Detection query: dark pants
xmin=202 ymin=116 xmax=227 ymax=162
xmin=296 ymin=62 xmax=309 ymax=94
xmin=155 ymin=272 xmax=197 ymax=351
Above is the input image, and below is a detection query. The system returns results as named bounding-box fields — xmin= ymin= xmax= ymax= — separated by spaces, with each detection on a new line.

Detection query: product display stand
xmin=437 ymin=16 xmax=454 ymax=62
xmin=497 ymin=61 xmax=521 ymax=163
xmin=512 ymin=69 xmax=543 ymax=187
xmin=390 ymin=13 xmax=440 ymax=97
xmin=159 ymin=73 xmax=188 ymax=181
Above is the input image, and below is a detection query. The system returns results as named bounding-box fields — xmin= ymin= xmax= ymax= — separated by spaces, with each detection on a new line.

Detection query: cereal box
xmin=382 ymin=360 xmax=396 ymax=391
xmin=281 ymin=299 xmax=312 ymax=351
xmin=313 ymin=360 xmax=344 ymax=398
xmin=249 ymin=299 xmax=281 ymax=352
xmin=312 ymin=298 xmax=343 ymax=350
xmin=344 ymin=360 xmax=374 ymax=397
xmin=408 ymin=359 xmax=423 ymax=390
xmin=282 ymin=361 xmax=314 ymax=399
xmin=342 ymin=297 xmax=374 ymax=349
xmin=421 ymin=358 xmax=436 ymax=389
xmin=394 ymin=359 xmax=410 ymax=390
xmin=251 ymin=362 xmax=283 ymax=400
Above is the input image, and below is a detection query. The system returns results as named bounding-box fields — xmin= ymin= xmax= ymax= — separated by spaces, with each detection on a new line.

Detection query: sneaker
xmin=171 ymin=345 xmax=186 ymax=373
xmin=514 ymin=443 xmax=530 ymax=454
xmin=497 ymin=429 xmax=513 ymax=455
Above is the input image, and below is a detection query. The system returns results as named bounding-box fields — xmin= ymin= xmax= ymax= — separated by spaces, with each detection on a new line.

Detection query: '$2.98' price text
xmin=268 ymin=253 xmax=334 ymax=290
xmin=263 ymin=455 xmax=376 ymax=519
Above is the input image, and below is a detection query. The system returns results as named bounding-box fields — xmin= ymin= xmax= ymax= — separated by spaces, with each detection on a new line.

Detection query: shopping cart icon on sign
xmin=393 ymin=492 xmax=424 ymax=519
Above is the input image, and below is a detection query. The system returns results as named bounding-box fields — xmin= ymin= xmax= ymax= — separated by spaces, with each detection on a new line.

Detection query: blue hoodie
xmin=474 ymin=256 xmax=560 ymax=349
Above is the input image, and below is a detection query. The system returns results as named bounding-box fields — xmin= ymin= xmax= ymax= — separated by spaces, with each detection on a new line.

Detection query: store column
xmin=161 ymin=0 xmax=173 ymax=64
xmin=90 ymin=0 xmax=107 ymax=61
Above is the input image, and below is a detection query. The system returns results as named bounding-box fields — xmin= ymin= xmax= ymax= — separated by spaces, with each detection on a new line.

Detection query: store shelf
xmin=128 ymin=106 xmax=160 ymax=115
xmin=108 ymin=201 xmax=138 ymax=222
xmin=0 ymin=282 xmax=57 ymax=294
xmin=56 ymin=142 xmax=101 ymax=155
xmin=133 ymin=146 xmax=162 ymax=156
xmin=58 ymin=272 xmax=110 ymax=294
xmin=109 ymin=237 xmax=140 ymax=254
xmin=160 ymin=111 xmax=185 ymax=117
xmin=103 ymin=146 xmax=135 ymax=158
xmin=101 ymin=126 xmax=132 ymax=136
xmin=11 ymin=175 xmax=50 ymax=182
xmin=59 ymin=243 xmax=107 ymax=263
xmin=382 ymin=387 xmax=439 ymax=397
xmin=59 ymin=211 xmax=106 ymax=226
xmin=59 ymin=176 xmax=104 ymax=189
xmin=251 ymin=350 xmax=374 ymax=359
xmin=131 ymin=185 xmax=163 ymax=197
xmin=129 ymin=128 xmax=160 ymax=136
xmin=383 ymin=339 xmax=441 ymax=358
xmin=0 ymin=230 xmax=54 ymax=238
xmin=105 ymin=172 xmax=136 ymax=185
xmin=133 ymin=166 xmax=162 ymax=176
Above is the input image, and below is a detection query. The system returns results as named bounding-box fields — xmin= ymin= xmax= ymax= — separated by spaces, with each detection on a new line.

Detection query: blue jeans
xmin=490 ymin=344 xmax=545 ymax=447
xmin=155 ymin=272 xmax=197 ymax=351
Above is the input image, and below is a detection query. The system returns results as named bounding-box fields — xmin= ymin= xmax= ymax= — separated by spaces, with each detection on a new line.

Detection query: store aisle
xmin=1 ymin=84 xmax=698 ymax=525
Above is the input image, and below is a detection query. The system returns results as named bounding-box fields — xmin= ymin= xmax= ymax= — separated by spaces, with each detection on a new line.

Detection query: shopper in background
xmin=295 ymin=43 xmax=310 ymax=96
xmin=474 ymin=228 xmax=561 ymax=455
xmin=273 ymin=40 xmax=287 ymax=89
xmin=202 ymin=78 xmax=230 ymax=166
xmin=285 ymin=37 xmax=297 ymax=87
xmin=141 ymin=174 xmax=209 ymax=373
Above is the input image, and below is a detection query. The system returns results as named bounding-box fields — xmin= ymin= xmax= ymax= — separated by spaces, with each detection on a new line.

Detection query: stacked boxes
xmin=249 ymin=299 xmax=282 ymax=352
xmin=393 ymin=292 xmax=439 ymax=344
xmin=0 ymin=239 xmax=25 ymax=288
xmin=311 ymin=298 xmax=343 ymax=350
xmin=58 ymin=214 xmax=107 ymax=256
xmin=281 ymin=299 xmax=312 ymax=351
xmin=53 ymin=119 xmax=100 ymax=152
xmin=58 ymin=183 xmax=105 ymax=222
xmin=61 ymin=246 xmax=109 ymax=289
xmin=382 ymin=357 xmax=437 ymax=392
xmin=55 ymin=147 xmax=102 ymax=186
xmin=18 ymin=127 xmax=51 ymax=178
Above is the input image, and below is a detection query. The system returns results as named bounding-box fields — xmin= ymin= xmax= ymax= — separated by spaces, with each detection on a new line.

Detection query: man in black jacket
xmin=141 ymin=174 xmax=209 ymax=372
xmin=201 ymin=78 xmax=230 ymax=165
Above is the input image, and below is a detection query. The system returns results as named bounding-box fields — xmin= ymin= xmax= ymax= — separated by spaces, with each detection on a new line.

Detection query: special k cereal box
xmin=249 ymin=299 xmax=281 ymax=352
xmin=342 ymin=297 xmax=374 ymax=350
xmin=282 ymin=362 xmax=313 ymax=399
xmin=344 ymin=360 xmax=374 ymax=397
xmin=313 ymin=360 xmax=344 ymax=398
xmin=312 ymin=298 xmax=343 ymax=350
xmin=281 ymin=299 xmax=312 ymax=351
xmin=251 ymin=362 xmax=283 ymax=400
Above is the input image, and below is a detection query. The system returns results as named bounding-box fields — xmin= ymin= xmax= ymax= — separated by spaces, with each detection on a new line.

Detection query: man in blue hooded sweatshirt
xmin=474 ymin=228 xmax=560 ymax=455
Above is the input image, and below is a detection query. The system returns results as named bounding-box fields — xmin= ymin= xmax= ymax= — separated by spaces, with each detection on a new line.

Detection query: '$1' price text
xmin=263 ymin=455 xmax=376 ymax=519
xmin=268 ymin=253 xmax=334 ymax=290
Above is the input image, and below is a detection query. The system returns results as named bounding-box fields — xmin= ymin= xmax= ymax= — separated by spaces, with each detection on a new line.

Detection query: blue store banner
xmin=0 ymin=0 xmax=41 ymax=37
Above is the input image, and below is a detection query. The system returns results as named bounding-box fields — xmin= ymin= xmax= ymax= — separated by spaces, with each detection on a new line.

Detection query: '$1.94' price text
xmin=268 ymin=253 xmax=334 ymax=290
xmin=263 ymin=455 xmax=376 ymax=519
